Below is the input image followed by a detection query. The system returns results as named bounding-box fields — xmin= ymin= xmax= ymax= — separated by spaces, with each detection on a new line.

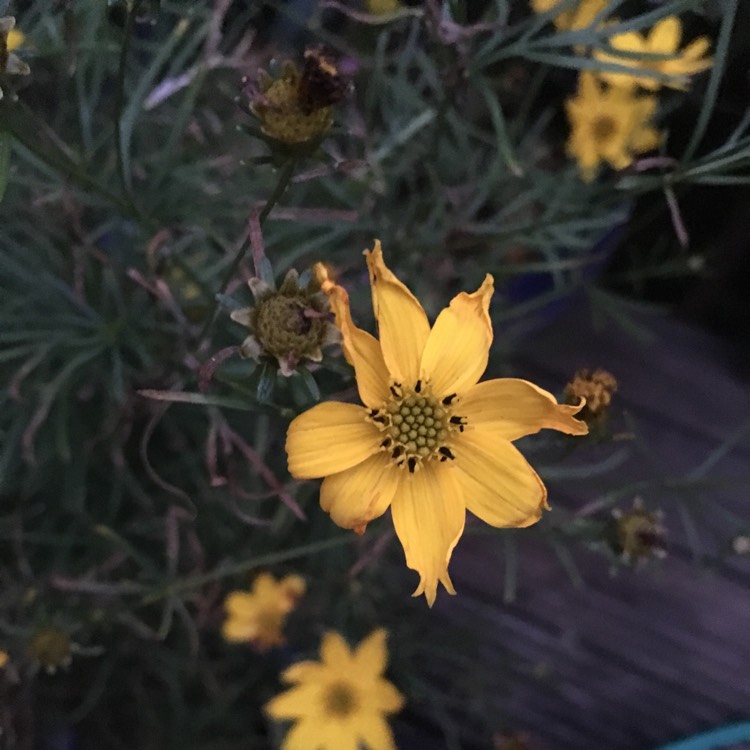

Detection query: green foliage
xmin=0 ymin=0 xmax=748 ymax=747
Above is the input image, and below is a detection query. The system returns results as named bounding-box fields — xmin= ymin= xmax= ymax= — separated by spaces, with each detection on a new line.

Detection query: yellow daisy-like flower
xmin=287 ymin=242 xmax=587 ymax=606
xmin=265 ymin=629 xmax=404 ymax=750
xmin=595 ymin=16 xmax=712 ymax=91
xmin=530 ymin=0 xmax=609 ymax=33
xmin=222 ymin=573 xmax=305 ymax=651
xmin=565 ymin=72 xmax=661 ymax=182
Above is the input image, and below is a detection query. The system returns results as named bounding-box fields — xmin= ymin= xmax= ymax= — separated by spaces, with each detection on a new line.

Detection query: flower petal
xmin=452 ymin=425 xmax=548 ymax=528
xmin=286 ymin=402 xmax=381 ymax=479
xmin=320 ymin=631 xmax=354 ymax=668
xmin=265 ymin=685 xmax=321 ymax=720
xmin=320 ymin=453 xmax=398 ymax=533
xmin=459 ymin=378 xmax=587 ymax=440
xmin=357 ymin=713 xmax=399 ymax=750
xmin=649 ymin=16 xmax=681 ymax=53
xmin=326 ymin=282 xmax=390 ymax=409
xmin=353 ymin=629 xmax=388 ymax=677
xmin=390 ymin=463 xmax=465 ymax=607
xmin=419 ymin=274 xmax=494 ymax=398
xmin=364 ymin=241 xmax=430 ymax=386
xmin=282 ymin=660 xmax=327 ymax=685
xmin=372 ymin=679 xmax=406 ymax=714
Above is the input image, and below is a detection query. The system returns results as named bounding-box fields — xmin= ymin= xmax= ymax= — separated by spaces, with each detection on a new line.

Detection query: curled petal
xmin=420 ymin=274 xmax=494 ymax=398
xmin=390 ymin=463 xmax=465 ymax=607
xmin=286 ymin=402 xmax=381 ymax=479
xmin=452 ymin=425 xmax=548 ymax=528
xmin=459 ymin=378 xmax=587 ymax=441
xmin=364 ymin=240 xmax=430 ymax=385
xmin=320 ymin=453 xmax=398 ymax=532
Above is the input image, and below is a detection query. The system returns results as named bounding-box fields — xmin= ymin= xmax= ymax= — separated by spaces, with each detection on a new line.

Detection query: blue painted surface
xmin=653 ymin=722 xmax=750 ymax=750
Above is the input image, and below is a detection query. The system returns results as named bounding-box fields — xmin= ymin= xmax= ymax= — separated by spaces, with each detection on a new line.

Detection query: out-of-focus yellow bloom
xmin=566 ymin=72 xmax=661 ymax=181
xmin=0 ymin=650 xmax=8 ymax=668
xmin=286 ymin=242 xmax=587 ymax=606
xmin=530 ymin=0 xmax=609 ymax=33
xmin=595 ymin=16 xmax=712 ymax=91
xmin=222 ymin=573 xmax=305 ymax=651
xmin=28 ymin=626 xmax=73 ymax=673
xmin=265 ymin=629 xmax=404 ymax=750
xmin=366 ymin=0 xmax=400 ymax=14
xmin=0 ymin=16 xmax=31 ymax=99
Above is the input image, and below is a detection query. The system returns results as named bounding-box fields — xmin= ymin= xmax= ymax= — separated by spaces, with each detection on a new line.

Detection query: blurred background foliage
xmin=0 ymin=0 xmax=748 ymax=748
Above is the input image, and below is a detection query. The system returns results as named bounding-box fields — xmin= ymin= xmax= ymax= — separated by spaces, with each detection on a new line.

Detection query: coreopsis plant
xmin=285 ymin=243 xmax=588 ymax=606
xmin=565 ymin=72 xmax=661 ymax=181
xmin=222 ymin=573 xmax=305 ymax=651
xmin=265 ymin=629 xmax=404 ymax=750
xmin=595 ymin=16 xmax=712 ymax=91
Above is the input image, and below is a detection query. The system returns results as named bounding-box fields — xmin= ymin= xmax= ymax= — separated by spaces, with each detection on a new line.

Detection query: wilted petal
xmin=390 ymin=463 xmax=465 ymax=607
xmin=459 ymin=378 xmax=587 ymax=441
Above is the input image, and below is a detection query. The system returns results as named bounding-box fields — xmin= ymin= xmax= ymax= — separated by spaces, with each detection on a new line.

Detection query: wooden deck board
xmin=425 ymin=300 xmax=750 ymax=749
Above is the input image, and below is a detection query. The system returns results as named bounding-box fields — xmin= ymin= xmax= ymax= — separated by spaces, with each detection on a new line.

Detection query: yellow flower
xmin=0 ymin=650 xmax=8 ymax=668
xmin=265 ymin=629 xmax=404 ymax=750
xmin=1 ymin=16 xmax=30 ymax=100
xmin=565 ymin=72 xmax=661 ymax=182
xmin=530 ymin=0 xmax=609 ymax=33
xmin=288 ymin=243 xmax=588 ymax=606
xmin=595 ymin=16 xmax=712 ymax=91
xmin=222 ymin=573 xmax=305 ymax=651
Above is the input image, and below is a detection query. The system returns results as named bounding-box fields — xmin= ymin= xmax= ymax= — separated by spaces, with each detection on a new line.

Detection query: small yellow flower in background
xmin=28 ymin=626 xmax=73 ymax=673
xmin=595 ymin=16 xmax=712 ymax=91
xmin=366 ymin=0 xmax=401 ymax=15
xmin=0 ymin=16 xmax=31 ymax=100
xmin=265 ymin=629 xmax=404 ymax=750
xmin=565 ymin=72 xmax=661 ymax=182
xmin=287 ymin=242 xmax=588 ymax=606
xmin=530 ymin=0 xmax=609 ymax=33
xmin=0 ymin=650 xmax=9 ymax=668
xmin=223 ymin=573 xmax=305 ymax=651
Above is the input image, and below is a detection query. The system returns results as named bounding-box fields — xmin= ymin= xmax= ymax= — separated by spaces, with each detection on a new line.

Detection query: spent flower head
xmin=565 ymin=72 xmax=661 ymax=182
xmin=265 ymin=629 xmax=404 ymax=750
xmin=28 ymin=626 xmax=74 ymax=673
xmin=222 ymin=573 xmax=305 ymax=651
xmin=230 ymin=268 xmax=339 ymax=377
xmin=246 ymin=48 xmax=346 ymax=152
xmin=610 ymin=497 xmax=667 ymax=563
xmin=564 ymin=367 xmax=617 ymax=427
xmin=0 ymin=16 xmax=30 ymax=99
xmin=595 ymin=16 xmax=712 ymax=91
xmin=286 ymin=242 xmax=588 ymax=606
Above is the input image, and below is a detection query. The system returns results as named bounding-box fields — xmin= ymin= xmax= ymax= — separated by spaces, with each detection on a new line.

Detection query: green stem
xmin=114 ymin=0 xmax=144 ymax=201
xmin=198 ymin=157 xmax=297 ymax=341
xmin=139 ymin=534 xmax=350 ymax=604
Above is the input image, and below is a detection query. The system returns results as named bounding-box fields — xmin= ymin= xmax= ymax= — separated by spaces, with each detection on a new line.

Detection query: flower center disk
xmin=323 ymin=680 xmax=359 ymax=718
xmin=370 ymin=382 xmax=465 ymax=472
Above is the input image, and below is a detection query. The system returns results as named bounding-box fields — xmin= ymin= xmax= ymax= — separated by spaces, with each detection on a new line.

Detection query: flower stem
xmin=198 ymin=157 xmax=297 ymax=341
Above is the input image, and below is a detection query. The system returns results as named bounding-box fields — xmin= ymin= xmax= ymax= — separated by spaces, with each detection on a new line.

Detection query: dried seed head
xmin=230 ymin=269 xmax=338 ymax=377
xmin=611 ymin=497 xmax=667 ymax=563
xmin=564 ymin=367 xmax=618 ymax=426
